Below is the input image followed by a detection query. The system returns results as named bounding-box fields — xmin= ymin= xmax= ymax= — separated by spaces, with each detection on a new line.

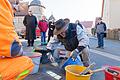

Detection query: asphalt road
xmin=24 ymin=49 xmax=120 ymax=80
xmin=22 ymin=38 xmax=120 ymax=80
xmin=90 ymin=50 xmax=120 ymax=80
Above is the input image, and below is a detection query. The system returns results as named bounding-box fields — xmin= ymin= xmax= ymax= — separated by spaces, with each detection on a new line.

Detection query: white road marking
xmin=20 ymin=39 xmax=41 ymax=42
xmin=90 ymin=49 xmax=120 ymax=61
xmin=20 ymin=39 xmax=27 ymax=42
xmin=46 ymin=71 xmax=62 ymax=80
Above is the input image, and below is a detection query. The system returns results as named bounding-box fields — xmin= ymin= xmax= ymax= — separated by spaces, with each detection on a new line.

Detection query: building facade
xmin=102 ymin=0 xmax=120 ymax=29
xmin=9 ymin=0 xmax=45 ymax=33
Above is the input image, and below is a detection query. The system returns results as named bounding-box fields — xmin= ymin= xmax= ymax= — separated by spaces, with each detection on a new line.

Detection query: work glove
xmin=70 ymin=49 xmax=79 ymax=61
xmin=46 ymin=49 xmax=55 ymax=62
xmin=47 ymin=52 xmax=55 ymax=62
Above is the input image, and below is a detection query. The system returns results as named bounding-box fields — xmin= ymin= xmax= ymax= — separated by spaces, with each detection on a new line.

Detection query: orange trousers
xmin=0 ymin=56 xmax=34 ymax=80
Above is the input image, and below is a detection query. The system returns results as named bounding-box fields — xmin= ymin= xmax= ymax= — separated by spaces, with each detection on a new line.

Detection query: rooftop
xmin=80 ymin=21 xmax=93 ymax=28
xmin=29 ymin=0 xmax=41 ymax=6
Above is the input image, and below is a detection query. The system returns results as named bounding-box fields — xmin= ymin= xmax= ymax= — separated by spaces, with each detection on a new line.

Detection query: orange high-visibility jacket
xmin=0 ymin=0 xmax=22 ymax=57
xmin=0 ymin=1 xmax=34 ymax=80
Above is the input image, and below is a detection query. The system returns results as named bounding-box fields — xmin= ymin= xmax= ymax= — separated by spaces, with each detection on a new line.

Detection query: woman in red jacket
xmin=38 ymin=16 xmax=48 ymax=45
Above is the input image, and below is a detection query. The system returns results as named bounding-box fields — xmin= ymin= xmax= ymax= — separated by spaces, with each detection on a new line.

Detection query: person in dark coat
xmin=47 ymin=20 xmax=55 ymax=42
xmin=23 ymin=10 xmax=37 ymax=47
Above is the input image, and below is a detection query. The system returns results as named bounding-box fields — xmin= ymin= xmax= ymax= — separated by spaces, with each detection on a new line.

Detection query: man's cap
xmin=53 ymin=19 xmax=68 ymax=35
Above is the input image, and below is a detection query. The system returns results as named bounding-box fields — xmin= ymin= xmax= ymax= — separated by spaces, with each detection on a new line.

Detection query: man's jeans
xmin=41 ymin=32 xmax=46 ymax=45
xmin=97 ymin=33 xmax=104 ymax=47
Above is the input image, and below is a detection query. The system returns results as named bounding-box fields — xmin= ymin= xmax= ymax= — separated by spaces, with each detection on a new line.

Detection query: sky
xmin=25 ymin=0 xmax=102 ymax=22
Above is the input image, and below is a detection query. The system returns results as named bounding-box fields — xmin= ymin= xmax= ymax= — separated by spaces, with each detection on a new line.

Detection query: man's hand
xmin=49 ymin=54 xmax=55 ymax=62
xmin=70 ymin=49 xmax=79 ymax=60
xmin=46 ymin=49 xmax=52 ymax=52
xmin=47 ymin=52 xmax=55 ymax=62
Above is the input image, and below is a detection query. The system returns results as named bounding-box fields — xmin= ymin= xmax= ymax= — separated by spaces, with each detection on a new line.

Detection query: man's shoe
xmin=96 ymin=46 xmax=100 ymax=48
xmin=100 ymin=47 xmax=104 ymax=49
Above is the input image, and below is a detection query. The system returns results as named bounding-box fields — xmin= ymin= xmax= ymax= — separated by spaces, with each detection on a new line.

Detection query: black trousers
xmin=47 ymin=35 xmax=53 ymax=42
xmin=28 ymin=39 xmax=34 ymax=46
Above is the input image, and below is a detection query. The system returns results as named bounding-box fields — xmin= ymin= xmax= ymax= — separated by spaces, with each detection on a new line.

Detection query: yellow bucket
xmin=65 ymin=65 xmax=92 ymax=80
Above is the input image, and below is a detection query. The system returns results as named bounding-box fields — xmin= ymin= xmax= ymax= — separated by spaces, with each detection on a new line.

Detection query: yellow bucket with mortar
xmin=65 ymin=65 xmax=92 ymax=80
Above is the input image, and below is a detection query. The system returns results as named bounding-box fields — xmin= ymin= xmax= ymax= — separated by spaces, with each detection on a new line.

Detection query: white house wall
xmin=14 ymin=16 xmax=25 ymax=32
xmin=103 ymin=0 xmax=120 ymax=29
xmin=109 ymin=0 xmax=120 ymax=28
